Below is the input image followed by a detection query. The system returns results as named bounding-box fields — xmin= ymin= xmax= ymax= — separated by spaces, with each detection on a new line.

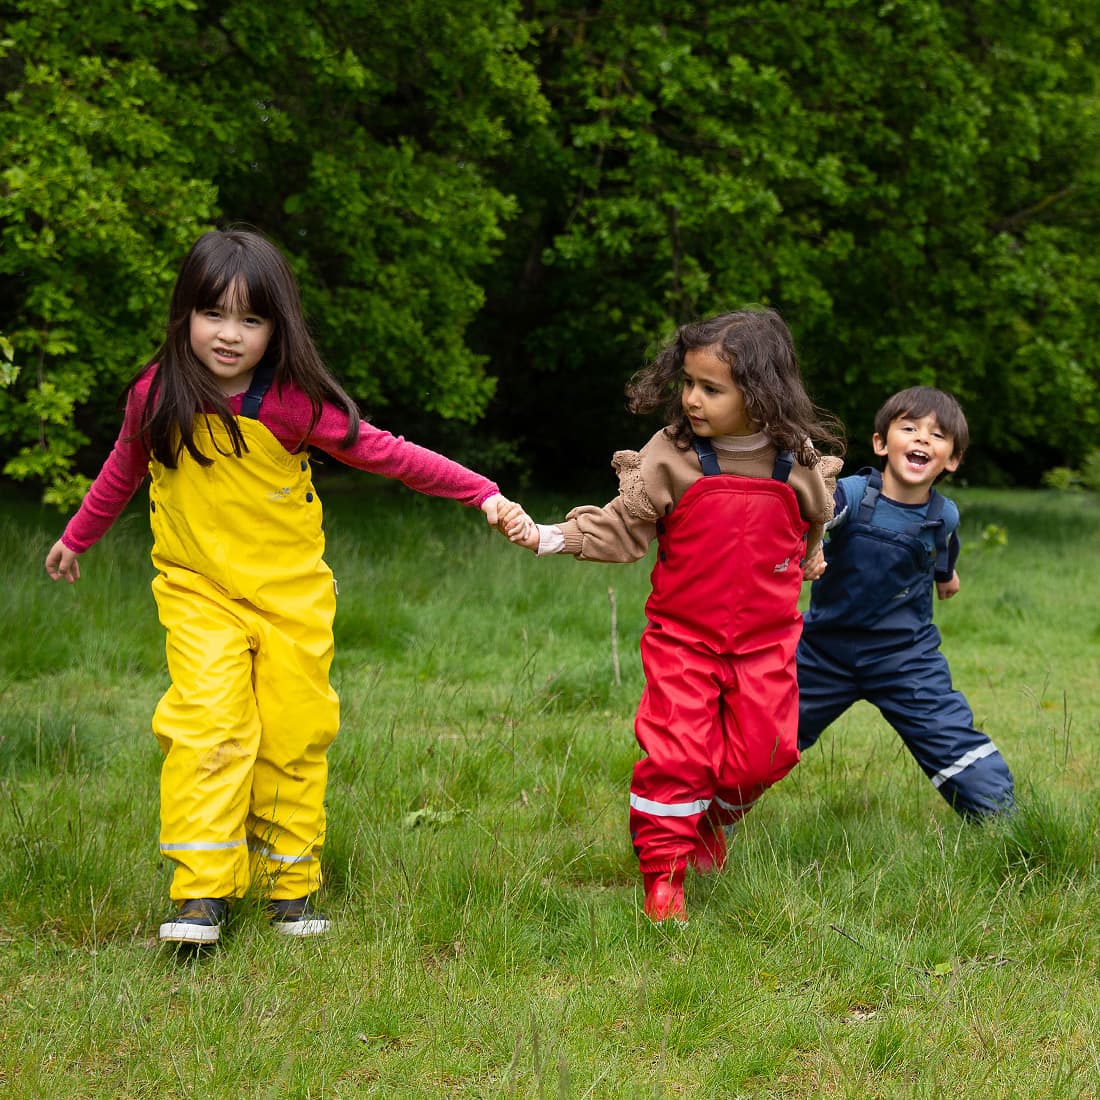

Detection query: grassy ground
xmin=1 ymin=479 xmax=1098 ymax=1098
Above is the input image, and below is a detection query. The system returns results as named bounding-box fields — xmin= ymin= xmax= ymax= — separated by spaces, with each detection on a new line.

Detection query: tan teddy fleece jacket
xmin=555 ymin=428 xmax=842 ymax=564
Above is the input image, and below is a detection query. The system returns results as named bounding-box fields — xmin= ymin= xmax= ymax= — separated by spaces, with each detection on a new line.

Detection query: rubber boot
xmin=642 ymin=865 xmax=687 ymax=923
xmin=688 ymin=816 xmax=729 ymax=874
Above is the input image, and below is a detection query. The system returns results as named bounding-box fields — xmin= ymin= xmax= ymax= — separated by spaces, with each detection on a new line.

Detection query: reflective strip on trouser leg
xmin=869 ymin=643 xmax=1015 ymax=817
xmin=929 ymin=742 xmax=999 ymax=788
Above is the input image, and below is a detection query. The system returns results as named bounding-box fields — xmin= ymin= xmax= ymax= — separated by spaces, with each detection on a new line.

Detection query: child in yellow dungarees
xmin=45 ymin=228 xmax=529 ymax=946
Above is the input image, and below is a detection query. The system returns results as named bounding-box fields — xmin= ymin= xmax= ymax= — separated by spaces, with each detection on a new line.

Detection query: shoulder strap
xmin=693 ymin=438 xmax=796 ymax=482
xmin=855 ymin=466 xmax=882 ymax=523
xmin=239 ymin=365 xmax=275 ymax=420
xmin=692 ymin=438 xmax=721 ymax=476
xmin=921 ymin=490 xmax=949 ymax=571
xmin=771 ymin=450 xmax=794 ymax=483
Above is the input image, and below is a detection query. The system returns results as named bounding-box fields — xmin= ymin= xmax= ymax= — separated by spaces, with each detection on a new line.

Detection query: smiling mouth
xmin=906 ymin=450 xmax=930 ymax=468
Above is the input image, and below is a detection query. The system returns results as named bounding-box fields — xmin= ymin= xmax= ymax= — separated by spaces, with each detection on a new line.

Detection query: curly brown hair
xmin=626 ymin=307 xmax=843 ymax=467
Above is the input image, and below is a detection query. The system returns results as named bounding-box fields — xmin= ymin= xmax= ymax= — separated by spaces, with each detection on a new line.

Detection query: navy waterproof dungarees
xmin=629 ymin=441 xmax=808 ymax=874
xmin=797 ymin=469 xmax=1014 ymax=817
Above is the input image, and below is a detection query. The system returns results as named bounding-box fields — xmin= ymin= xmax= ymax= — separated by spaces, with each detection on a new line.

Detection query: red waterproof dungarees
xmin=629 ymin=445 xmax=808 ymax=874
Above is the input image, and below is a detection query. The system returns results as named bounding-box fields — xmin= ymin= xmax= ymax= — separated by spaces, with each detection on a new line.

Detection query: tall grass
xmin=1 ymin=481 xmax=1098 ymax=1097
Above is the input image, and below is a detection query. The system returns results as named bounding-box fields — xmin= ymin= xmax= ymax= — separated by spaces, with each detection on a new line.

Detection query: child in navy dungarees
xmin=797 ymin=386 xmax=1015 ymax=818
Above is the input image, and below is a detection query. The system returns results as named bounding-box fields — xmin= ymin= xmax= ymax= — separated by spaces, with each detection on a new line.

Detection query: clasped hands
xmin=480 ymin=494 xmax=539 ymax=550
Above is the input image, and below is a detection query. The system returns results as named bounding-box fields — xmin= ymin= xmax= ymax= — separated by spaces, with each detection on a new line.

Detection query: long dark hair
xmin=133 ymin=228 xmax=361 ymax=466
xmin=626 ymin=307 xmax=844 ymax=466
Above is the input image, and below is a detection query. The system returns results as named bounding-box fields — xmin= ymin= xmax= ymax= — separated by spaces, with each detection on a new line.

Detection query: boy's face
xmin=873 ymin=413 xmax=959 ymax=502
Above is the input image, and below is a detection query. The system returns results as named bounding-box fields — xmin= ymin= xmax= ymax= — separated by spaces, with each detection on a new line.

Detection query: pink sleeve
xmin=264 ymin=385 xmax=500 ymax=508
xmin=61 ymin=377 xmax=152 ymax=554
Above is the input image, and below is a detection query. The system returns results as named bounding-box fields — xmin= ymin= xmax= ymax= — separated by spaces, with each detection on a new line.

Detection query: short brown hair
xmin=874 ymin=386 xmax=969 ymax=458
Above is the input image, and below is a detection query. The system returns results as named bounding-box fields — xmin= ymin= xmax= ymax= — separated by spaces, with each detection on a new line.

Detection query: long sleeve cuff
xmin=536 ymin=524 xmax=565 ymax=556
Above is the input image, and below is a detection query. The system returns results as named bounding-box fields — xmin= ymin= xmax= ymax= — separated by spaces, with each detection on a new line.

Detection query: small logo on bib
xmin=267 ymin=486 xmax=292 ymax=502
xmin=773 ymin=557 xmax=790 ymax=573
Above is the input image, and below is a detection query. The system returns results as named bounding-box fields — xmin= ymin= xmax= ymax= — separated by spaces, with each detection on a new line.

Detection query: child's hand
xmin=489 ymin=497 xmax=540 ymax=551
xmin=480 ymin=493 xmax=513 ymax=528
xmin=936 ymin=571 xmax=960 ymax=600
xmin=802 ymin=544 xmax=826 ymax=582
xmin=45 ymin=539 xmax=81 ymax=583
xmin=508 ymin=511 xmax=540 ymax=552
xmin=482 ymin=494 xmax=536 ymax=545
xmin=497 ymin=500 xmax=540 ymax=550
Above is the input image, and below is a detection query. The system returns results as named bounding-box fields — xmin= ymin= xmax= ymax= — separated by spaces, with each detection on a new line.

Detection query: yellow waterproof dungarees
xmin=149 ymin=388 xmax=338 ymax=902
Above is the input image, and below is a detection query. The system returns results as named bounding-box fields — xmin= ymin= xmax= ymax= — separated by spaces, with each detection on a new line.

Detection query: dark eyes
xmin=683 ymin=377 xmax=720 ymax=395
xmin=901 ymin=424 xmax=945 ymax=440
xmin=201 ymin=309 xmax=266 ymax=325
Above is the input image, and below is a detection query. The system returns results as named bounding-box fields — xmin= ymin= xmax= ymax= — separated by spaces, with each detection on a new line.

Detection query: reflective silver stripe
xmin=629 ymin=793 xmax=711 ymax=817
xmin=248 ymin=843 xmax=314 ymax=865
xmin=930 ymin=742 xmax=1000 ymax=788
xmin=160 ymin=839 xmax=246 ymax=852
xmin=714 ymin=794 xmax=758 ymax=814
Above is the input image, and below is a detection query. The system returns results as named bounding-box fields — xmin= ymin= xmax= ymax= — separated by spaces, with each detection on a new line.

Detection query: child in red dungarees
xmin=502 ymin=308 xmax=843 ymax=921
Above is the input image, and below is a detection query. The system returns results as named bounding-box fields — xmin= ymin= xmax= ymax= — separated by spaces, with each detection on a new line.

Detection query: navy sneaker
xmin=158 ymin=898 xmax=229 ymax=944
xmin=268 ymin=896 xmax=331 ymax=937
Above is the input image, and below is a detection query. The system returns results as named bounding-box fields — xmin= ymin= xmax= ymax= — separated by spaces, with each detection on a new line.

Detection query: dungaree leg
xmin=248 ymin=594 xmax=339 ymax=899
xmin=153 ymin=572 xmax=259 ymax=901
xmin=796 ymin=634 xmax=862 ymax=751
xmin=865 ymin=644 xmax=1015 ymax=817
xmin=714 ymin=640 xmax=801 ymax=823
xmin=630 ymin=630 xmax=720 ymax=874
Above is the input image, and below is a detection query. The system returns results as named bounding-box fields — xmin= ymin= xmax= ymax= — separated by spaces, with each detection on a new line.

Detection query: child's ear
xmin=872 ymin=432 xmax=888 ymax=457
xmin=944 ymin=452 xmax=961 ymax=474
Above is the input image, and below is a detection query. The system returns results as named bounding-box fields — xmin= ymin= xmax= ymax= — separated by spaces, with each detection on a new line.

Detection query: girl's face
xmin=681 ymin=346 xmax=758 ymax=437
xmin=189 ymin=279 xmax=274 ymax=395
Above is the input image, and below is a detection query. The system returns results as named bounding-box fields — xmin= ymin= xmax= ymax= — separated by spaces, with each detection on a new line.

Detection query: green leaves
xmin=1 ymin=0 xmax=543 ymax=504
xmin=2 ymin=1 xmax=1099 ymax=501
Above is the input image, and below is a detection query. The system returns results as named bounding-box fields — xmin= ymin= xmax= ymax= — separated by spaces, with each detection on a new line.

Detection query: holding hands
xmin=802 ymin=543 xmax=827 ymax=582
xmin=488 ymin=496 xmax=540 ymax=551
xmin=481 ymin=494 xmax=537 ymax=548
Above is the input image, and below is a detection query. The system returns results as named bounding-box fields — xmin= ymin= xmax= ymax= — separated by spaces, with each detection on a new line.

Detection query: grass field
xmin=1 ymin=478 xmax=1098 ymax=1098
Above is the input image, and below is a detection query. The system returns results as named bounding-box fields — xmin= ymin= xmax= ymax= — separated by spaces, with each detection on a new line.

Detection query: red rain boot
xmin=689 ymin=816 xmax=728 ymax=875
xmin=642 ymin=866 xmax=687 ymax=923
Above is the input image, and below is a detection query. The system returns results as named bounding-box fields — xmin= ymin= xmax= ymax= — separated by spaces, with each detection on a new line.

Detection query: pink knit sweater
xmin=62 ymin=365 xmax=500 ymax=554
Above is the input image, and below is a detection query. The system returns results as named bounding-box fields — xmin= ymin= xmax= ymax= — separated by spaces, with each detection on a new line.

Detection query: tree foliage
xmin=0 ymin=0 xmax=543 ymax=505
xmin=482 ymin=0 xmax=1100 ymax=482
xmin=2 ymin=0 xmax=1099 ymax=503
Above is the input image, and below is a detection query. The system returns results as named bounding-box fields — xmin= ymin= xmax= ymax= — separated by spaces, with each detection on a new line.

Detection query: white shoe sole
xmin=272 ymin=918 xmax=331 ymax=937
xmin=159 ymin=920 xmax=221 ymax=944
